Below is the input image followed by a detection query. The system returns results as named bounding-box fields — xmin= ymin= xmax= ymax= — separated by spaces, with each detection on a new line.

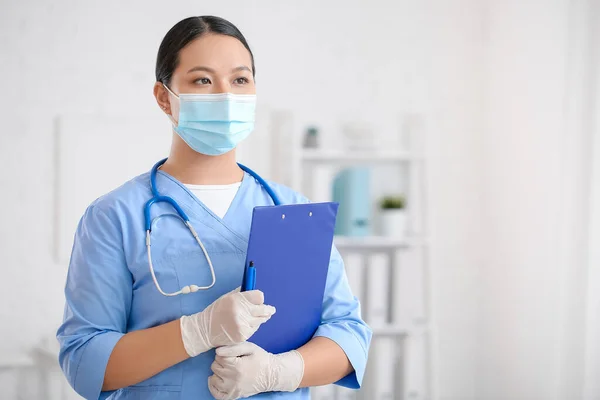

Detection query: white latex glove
xmin=180 ymin=289 xmax=275 ymax=357
xmin=208 ymin=341 xmax=304 ymax=400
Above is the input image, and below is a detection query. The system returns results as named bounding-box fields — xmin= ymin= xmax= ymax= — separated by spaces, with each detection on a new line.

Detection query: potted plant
xmin=379 ymin=195 xmax=407 ymax=237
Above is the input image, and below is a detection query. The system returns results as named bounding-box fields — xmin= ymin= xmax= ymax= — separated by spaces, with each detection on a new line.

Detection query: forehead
xmin=177 ymin=33 xmax=252 ymax=71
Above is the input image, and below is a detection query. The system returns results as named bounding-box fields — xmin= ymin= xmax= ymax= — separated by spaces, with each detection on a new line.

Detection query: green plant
xmin=380 ymin=195 xmax=406 ymax=210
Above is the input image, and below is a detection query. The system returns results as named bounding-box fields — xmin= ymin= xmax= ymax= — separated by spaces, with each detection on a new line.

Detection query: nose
xmin=212 ymin=79 xmax=229 ymax=94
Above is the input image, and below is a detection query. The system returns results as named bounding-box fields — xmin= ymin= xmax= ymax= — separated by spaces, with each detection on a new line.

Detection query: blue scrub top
xmin=57 ymin=168 xmax=372 ymax=399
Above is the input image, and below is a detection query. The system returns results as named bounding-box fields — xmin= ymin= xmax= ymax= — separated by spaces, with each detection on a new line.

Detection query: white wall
xmin=479 ymin=1 xmax=569 ymax=398
xmin=583 ymin=1 xmax=600 ymax=397
xmin=425 ymin=2 xmax=485 ymax=399
xmin=478 ymin=1 xmax=598 ymax=399
xmin=0 ymin=0 xmax=484 ymax=398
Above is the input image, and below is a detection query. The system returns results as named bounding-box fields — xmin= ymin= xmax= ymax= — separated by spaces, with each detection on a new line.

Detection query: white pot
xmin=380 ymin=209 xmax=407 ymax=238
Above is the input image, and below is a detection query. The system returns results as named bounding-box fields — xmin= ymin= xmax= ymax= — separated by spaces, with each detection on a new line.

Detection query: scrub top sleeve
xmin=57 ymin=205 xmax=133 ymax=400
xmin=312 ymin=246 xmax=373 ymax=389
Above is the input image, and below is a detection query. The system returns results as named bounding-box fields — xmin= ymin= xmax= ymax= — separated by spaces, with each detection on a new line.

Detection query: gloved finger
xmin=208 ymin=375 xmax=228 ymax=400
xmin=239 ymin=290 xmax=264 ymax=305
xmin=208 ymin=375 xmax=229 ymax=400
xmin=210 ymin=359 xmax=229 ymax=377
xmin=214 ymin=354 xmax=237 ymax=367
xmin=248 ymin=314 xmax=272 ymax=330
xmin=216 ymin=341 xmax=258 ymax=358
xmin=249 ymin=304 xmax=276 ymax=318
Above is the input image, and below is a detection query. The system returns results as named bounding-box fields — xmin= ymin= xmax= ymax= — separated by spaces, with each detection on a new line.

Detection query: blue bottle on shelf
xmin=332 ymin=167 xmax=371 ymax=236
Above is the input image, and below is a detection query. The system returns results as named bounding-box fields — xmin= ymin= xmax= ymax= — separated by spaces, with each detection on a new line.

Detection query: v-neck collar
xmin=154 ymin=170 xmax=252 ymax=251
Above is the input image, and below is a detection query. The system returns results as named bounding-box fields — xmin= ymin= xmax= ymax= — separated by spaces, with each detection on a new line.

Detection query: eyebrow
xmin=231 ymin=66 xmax=252 ymax=73
xmin=187 ymin=65 xmax=252 ymax=74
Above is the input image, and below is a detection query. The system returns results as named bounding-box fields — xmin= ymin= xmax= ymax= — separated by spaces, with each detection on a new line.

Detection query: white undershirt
xmin=185 ymin=182 xmax=242 ymax=219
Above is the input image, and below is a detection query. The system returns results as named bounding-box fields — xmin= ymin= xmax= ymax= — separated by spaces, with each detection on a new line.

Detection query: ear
xmin=153 ymin=82 xmax=172 ymax=116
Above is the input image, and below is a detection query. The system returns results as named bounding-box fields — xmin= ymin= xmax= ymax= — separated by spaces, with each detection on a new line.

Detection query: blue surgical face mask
xmin=163 ymin=84 xmax=256 ymax=156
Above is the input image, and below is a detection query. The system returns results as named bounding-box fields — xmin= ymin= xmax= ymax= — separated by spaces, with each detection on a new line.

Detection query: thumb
xmin=232 ymin=286 xmax=241 ymax=293
xmin=216 ymin=341 xmax=259 ymax=358
xmin=250 ymin=304 xmax=276 ymax=318
xmin=240 ymin=290 xmax=264 ymax=305
xmin=216 ymin=286 xmax=241 ymax=302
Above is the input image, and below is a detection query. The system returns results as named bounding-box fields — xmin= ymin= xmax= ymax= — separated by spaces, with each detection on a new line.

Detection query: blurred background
xmin=1 ymin=0 xmax=599 ymax=399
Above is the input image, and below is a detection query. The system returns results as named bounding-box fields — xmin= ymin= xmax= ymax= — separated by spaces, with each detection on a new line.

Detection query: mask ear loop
xmin=162 ymin=83 xmax=179 ymax=126
xmin=162 ymin=83 xmax=179 ymax=99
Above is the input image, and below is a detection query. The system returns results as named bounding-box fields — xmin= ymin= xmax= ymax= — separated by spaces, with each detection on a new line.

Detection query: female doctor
xmin=57 ymin=16 xmax=371 ymax=400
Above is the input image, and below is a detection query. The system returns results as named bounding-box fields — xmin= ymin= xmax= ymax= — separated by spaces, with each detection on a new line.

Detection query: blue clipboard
xmin=241 ymin=202 xmax=339 ymax=354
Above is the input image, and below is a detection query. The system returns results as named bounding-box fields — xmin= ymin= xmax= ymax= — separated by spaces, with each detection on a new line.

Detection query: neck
xmin=160 ymin=133 xmax=244 ymax=185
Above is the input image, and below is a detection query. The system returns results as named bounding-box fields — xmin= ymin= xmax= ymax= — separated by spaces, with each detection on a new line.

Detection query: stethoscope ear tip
xmin=180 ymin=285 xmax=200 ymax=295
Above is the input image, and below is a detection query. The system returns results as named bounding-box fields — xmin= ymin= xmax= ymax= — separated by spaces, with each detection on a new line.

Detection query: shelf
xmin=0 ymin=356 xmax=33 ymax=370
xmin=371 ymin=324 xmax=409 ymax=336
xmin=370 ymin=323 xmax=429 ymax=337
xmin=334 ymin=236 xmax=427 ymax=251
xmin=300 ymin=149 xmax=421 ymax=164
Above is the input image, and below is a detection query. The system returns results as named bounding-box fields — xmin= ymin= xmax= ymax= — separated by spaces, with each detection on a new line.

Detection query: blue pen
xmin=244 ymin=261 xmax=256 ymax=291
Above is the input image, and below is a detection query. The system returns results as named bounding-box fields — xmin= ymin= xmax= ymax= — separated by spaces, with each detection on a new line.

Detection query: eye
xmin=195 ymin=77 xmax=211 ymax=85
xmin=234 ymin=77 xmax=250 ymax=85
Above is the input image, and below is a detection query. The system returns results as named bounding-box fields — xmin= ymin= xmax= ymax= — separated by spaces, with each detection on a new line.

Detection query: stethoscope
xmin=145 ymin=158 xmax=281 ymax=297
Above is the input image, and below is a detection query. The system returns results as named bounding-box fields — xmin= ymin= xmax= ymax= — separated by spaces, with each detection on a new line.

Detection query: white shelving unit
xmin=334 ymin=236 xmax=427 ymax=252
xmin=300 ymin=149 xmax=423 ymax=164
xmin=273 ymin=117 xmax=431 ymax=400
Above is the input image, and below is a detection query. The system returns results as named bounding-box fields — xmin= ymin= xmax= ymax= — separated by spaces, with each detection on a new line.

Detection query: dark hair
xmin=155 ymin=16 xmax=255 ymax=85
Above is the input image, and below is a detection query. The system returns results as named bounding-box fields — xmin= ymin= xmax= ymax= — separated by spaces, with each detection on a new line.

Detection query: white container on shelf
xmin=341 ymin=122 xmax=377 ymax=151
xmin=380 ymin=209 xmax=407 ymax=238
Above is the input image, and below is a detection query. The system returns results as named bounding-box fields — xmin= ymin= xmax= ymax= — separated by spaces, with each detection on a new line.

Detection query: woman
xmin=57 ymin=16 xmax=371 ymax=400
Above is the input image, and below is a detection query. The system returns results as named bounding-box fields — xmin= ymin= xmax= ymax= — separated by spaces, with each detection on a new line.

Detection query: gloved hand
xmin=208 ymin=341 xmax=304 ymax=400
xmin=180 ymin=289 xmax=275 ymax=357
